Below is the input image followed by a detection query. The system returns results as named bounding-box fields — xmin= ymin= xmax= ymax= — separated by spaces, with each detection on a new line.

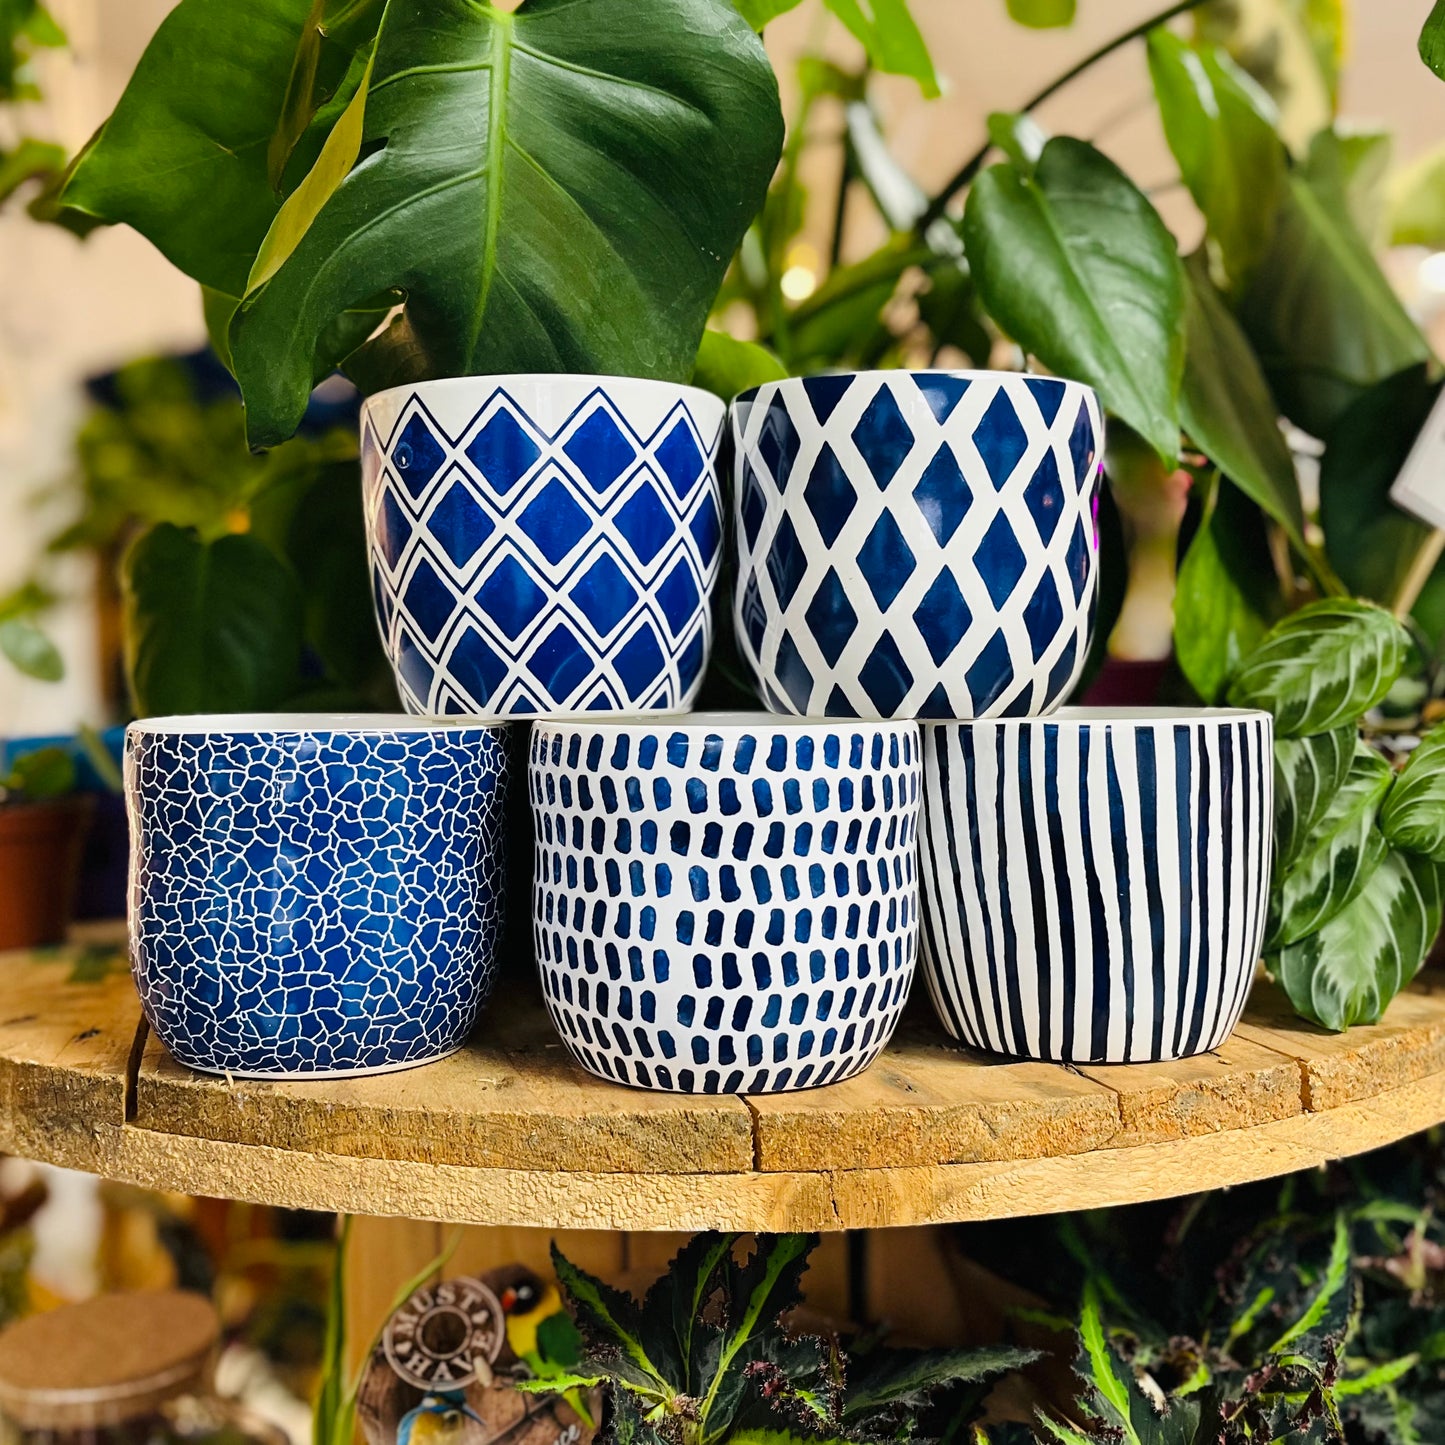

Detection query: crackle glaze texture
xmin=733 ymin=371 xmax=1103 ymax=720
xmin=361 ymin=376 xmax=724 ymax=717
xmin=127 ymin=722 xmax=509 ymax=1078
xmin=531 ymin=718 xmax=921 ymax=1094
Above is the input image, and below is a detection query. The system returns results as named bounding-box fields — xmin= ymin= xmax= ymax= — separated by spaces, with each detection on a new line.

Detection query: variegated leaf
xmin=1227 ymin=598 xmax=1411 ymax=738
xmin=1274 ymin=726 xmax=1357 ymax=870
xmin=1274 ymin=850 xmax=1445 ymax=1030
xmin=1380 ymin=725 xmax=1445 ymax=861
xmin=1267 ymin=745 xmax=1392 ymax=949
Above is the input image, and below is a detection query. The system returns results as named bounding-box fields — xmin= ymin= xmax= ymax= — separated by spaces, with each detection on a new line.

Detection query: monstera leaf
xmin=963 ymin=137 xmax=1186 ymax=467
xmin=1275 ymin=850 xmax=1445 ymax=1030
xmin=1266 ymin=745 xmax=1392 ymax=949
xmin=1226 ymin=599 xmax=1411 ymax=738
xmin=231 ymin=0 xmax=783 ymax=446
xmin=59 ymin=0 xmax=381 ymax=297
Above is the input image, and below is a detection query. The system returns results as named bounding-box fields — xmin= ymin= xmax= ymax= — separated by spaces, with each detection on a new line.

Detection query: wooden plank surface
xmin=5 ymin=940 xmax=1445 ymax=1230
xmin=133 ymin=990 xmax=756 ymax=1175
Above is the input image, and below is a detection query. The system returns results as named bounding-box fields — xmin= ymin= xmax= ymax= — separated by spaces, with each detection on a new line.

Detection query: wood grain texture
xmin=6 ymin=943 xmax=1445 ymax=1229
xmin=133 ymin=991 xmax=755 ymax=1175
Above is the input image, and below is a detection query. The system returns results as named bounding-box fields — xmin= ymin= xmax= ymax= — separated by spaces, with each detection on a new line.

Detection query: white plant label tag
xmin=1390 ymin=386 xmax=1445 ymax=530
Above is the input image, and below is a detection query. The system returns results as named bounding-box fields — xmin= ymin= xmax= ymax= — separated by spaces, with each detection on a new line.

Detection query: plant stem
xmin=1393 ymin=528 xmax=1445 ymax=621
xmin=915 ymin=0 xmax=1211 ymax=230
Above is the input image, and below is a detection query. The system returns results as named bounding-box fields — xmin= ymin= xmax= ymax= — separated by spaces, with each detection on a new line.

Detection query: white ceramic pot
xmin=361 ymin=375 xmax=725 ymax=716
xmin=530 ymin=712 xmax=921 ymax=1093
xmin=733 ymin=370 xmax=1103 ymax=719
xmin=918 ymin=708 xmax=1274 ymax=1062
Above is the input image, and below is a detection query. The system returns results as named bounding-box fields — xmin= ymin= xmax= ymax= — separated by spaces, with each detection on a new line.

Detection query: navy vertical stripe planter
xmin=918 ymin=709 xmax=1274 ymax=1063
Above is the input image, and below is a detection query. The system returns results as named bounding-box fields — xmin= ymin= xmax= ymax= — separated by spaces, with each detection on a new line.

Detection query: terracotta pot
xmin=0 ymin=796 xmax=94 ymax=951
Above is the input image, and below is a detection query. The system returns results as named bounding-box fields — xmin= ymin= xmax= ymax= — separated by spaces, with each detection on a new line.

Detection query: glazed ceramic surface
xmin=361 ymin=375 xmax=725 ymax=716
xmin=530 ymin=714 xmax=921 ymax=1093
xmin=126 ymin=715 xmax=509 ymax=1079
xmin=918 ymin=708 xmax=1273 ymax=1063
xmin=733 ymin=370 xmax=1103 ymax=720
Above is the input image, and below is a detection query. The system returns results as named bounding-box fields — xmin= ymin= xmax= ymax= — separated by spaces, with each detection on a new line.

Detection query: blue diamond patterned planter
xmin=126 ymin=714 xmax=509 ymax=1079
xmin=732 ymin=371 xmax=1104 ymax=720
xmin=530 ymin=714 xmax=921 ymax=1093
xmin=362 ymin=376 xmax=724 ymax=716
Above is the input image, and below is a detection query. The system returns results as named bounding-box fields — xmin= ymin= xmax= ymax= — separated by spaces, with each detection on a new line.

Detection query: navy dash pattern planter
xmin=126 ymin=715 xmax=509 ymax=1079
xmin=530 ymin=715 xmax=921 ymax=1093
xmin=733 ymin=370 xmax=1103 ymax=720
xmin=918 ymin=708 xmax=1274 ymax=1064
xmin=362 ymin=375 xmax=725 ymax=717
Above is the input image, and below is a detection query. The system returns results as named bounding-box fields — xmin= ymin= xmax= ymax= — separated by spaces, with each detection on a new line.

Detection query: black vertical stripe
xmin=1183 ymin=730 xmax=1212 ymax=1056
xmin=1077 ymin=731 xmax=1111 ymax=1062
xmin=1206 ymin=723 xmax=1237 ymax=1045
xmin=1043 ymin=724 xmax=1079 ymax=1058
xmin=942 ymin=728 xmax=998 ymax=1046
xmin=1137 ymin=728 xmax=1167 ymax=1060
xmin=1171 ymin=727 xmax=1195 ymax=1058
xmin=1017 ymin=727 xmax=1054 ymax=1059
xmin=1104 ymin=731 xmax=1135 ymax=1059
xmin=995 ymin=727 xmax=1029 ymax=1053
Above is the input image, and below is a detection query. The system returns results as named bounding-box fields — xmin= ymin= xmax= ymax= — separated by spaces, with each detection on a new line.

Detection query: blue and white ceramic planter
xmin=361 ymin=375 xmax=724 ymax=717
xmin=733 ymin=370 xmax=1103 ymax=720
xmin=126 ymin=715 xmax=509 ymax=1079
xmin=918 ymin=708 xmax=1274 ymax=1063
xmin=530 ymin=714 xmax=921 ymax=1093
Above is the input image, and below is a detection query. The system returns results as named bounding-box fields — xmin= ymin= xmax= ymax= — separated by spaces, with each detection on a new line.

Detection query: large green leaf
xmin=1306 ymin=126 xmax=1392 ymax=245
xmin=59 ymin=0 xmax=378 ymax=297
xmin=1266 ymin=744 xmax=1392 ymax=949
xmin=733 ymin=0 xmax=937 ymax=94
xmin=1238 ymin=166 xmax=1430 ymax=440
xmin=1274 ymin=726 xmax=1357 ymax=871
xmin=1179 ymin=252 xmax=1304 ymax=548
xmin=230 ymin=0 xmax=783 ymax=448
xmin=1147 ymin=31 xmax=1285 ymax=287
xmin=1422 ymin=0 xmax=1445 ymax=81
xmin=1174 ymin=475 xmax=1281 ymax=704
xmin=692 ymin=330 xmax=787 ymax=404
xmin=1318 ymin=365 xmax=1443 ymax=622
xmin=1381 ymin=727 xmax=1445 ymax=862
xmin=963 ymin=138 xmax=1186 ymax=467
xmin=1275 ymin=850 xmax=1445 ymax=1030
xmin=841 ymin=1345 xmax=1039 ymax=1425
xmin=121 ymin=523 xmax=304 ymax=715
xmin=1226 ymin=599 xmax=1412 ymax=738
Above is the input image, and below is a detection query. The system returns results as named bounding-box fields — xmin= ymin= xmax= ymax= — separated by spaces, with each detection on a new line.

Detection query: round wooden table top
xmin=0 ymin=1289 xmax=218 ymax=1429
xmin=5 ymin=927 xmax=1445 ymax=1231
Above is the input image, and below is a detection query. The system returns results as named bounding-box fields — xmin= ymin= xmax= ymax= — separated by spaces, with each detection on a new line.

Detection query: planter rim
xmin=359 ymin=372 xmax=726 ymax=416
xmin=734 ymin=367 xmax=1099 ymax=407
xmin=535 ymin=710 xmax=920 ymax=733
xmin=128 ymin=713 xmax=510 ymax=736
xmin=921 ymin=705 xmax=1271 ymax=727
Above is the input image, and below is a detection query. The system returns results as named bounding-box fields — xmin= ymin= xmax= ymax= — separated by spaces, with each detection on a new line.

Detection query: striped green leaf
xmin=1274 ymin=850 xmax=1445 ymax=1030
xmin=1227 ymin=599 xmax=1411 ymax=738
xmin=1381 ymin=726 xmax=1445 ymax=861
xmin=1274 ymin=726 xmax=1357 ymax=870
xmin=1267 ymin=745 xmax=1392 ymax=949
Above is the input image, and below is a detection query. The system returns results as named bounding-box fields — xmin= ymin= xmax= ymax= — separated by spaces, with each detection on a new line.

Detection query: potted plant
xmin=0 ymin=744 xmax=92 ymax=951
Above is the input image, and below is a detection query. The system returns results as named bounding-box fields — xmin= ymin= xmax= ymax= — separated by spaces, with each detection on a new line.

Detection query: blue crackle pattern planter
xmin=733 ymin=370 xmax=1103 ymax=720
xmin=918 ymin=708 xmax=1274 ymax=1063
xmin=362 ymin=375 xmax=724 ymax=716
xmin=531 ymin=715 xmax=921 ymax=1093
xmin=126 ymin=715 xmax=509 ymax=1079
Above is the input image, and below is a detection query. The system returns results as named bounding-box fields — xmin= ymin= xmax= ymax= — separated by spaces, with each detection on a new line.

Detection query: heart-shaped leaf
xmin=1275 ymin=849 xmax=1445 ymax=1031
xmin=1381 ymin=726 xmax=1445 ymax=861
xmin=1179 ymin=253 xmax=1305 ymax=551
xmin=1147 ymin=32 xmax=1285 ymax=287
xmin=1266 ymin=744 xmax=1392 ymax=949
xmin=59 ymin=0 xmax=379 ymax=297
xmin=1239 ymin=164 xmax=1429 ymax=441
xmin=963 ymin=138 xmax=1186 ymax=467
xmin=1174 ymin=475 xmax=1281 ymax=704
xmin=1422 ymin=0 xmax=1445 ymax=81
xmin=231 ymin=0 xmax=784 ymax=448
xmin=1226 ymin=599 xmax=1412 ymax=738
xmin=1318 ymin=365 xmax=1445 ymax=630
xmin=122 ymin=522 xmax=304 ymax=715
xmin=1274 ymin=726 xmax=1357 ymax=872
